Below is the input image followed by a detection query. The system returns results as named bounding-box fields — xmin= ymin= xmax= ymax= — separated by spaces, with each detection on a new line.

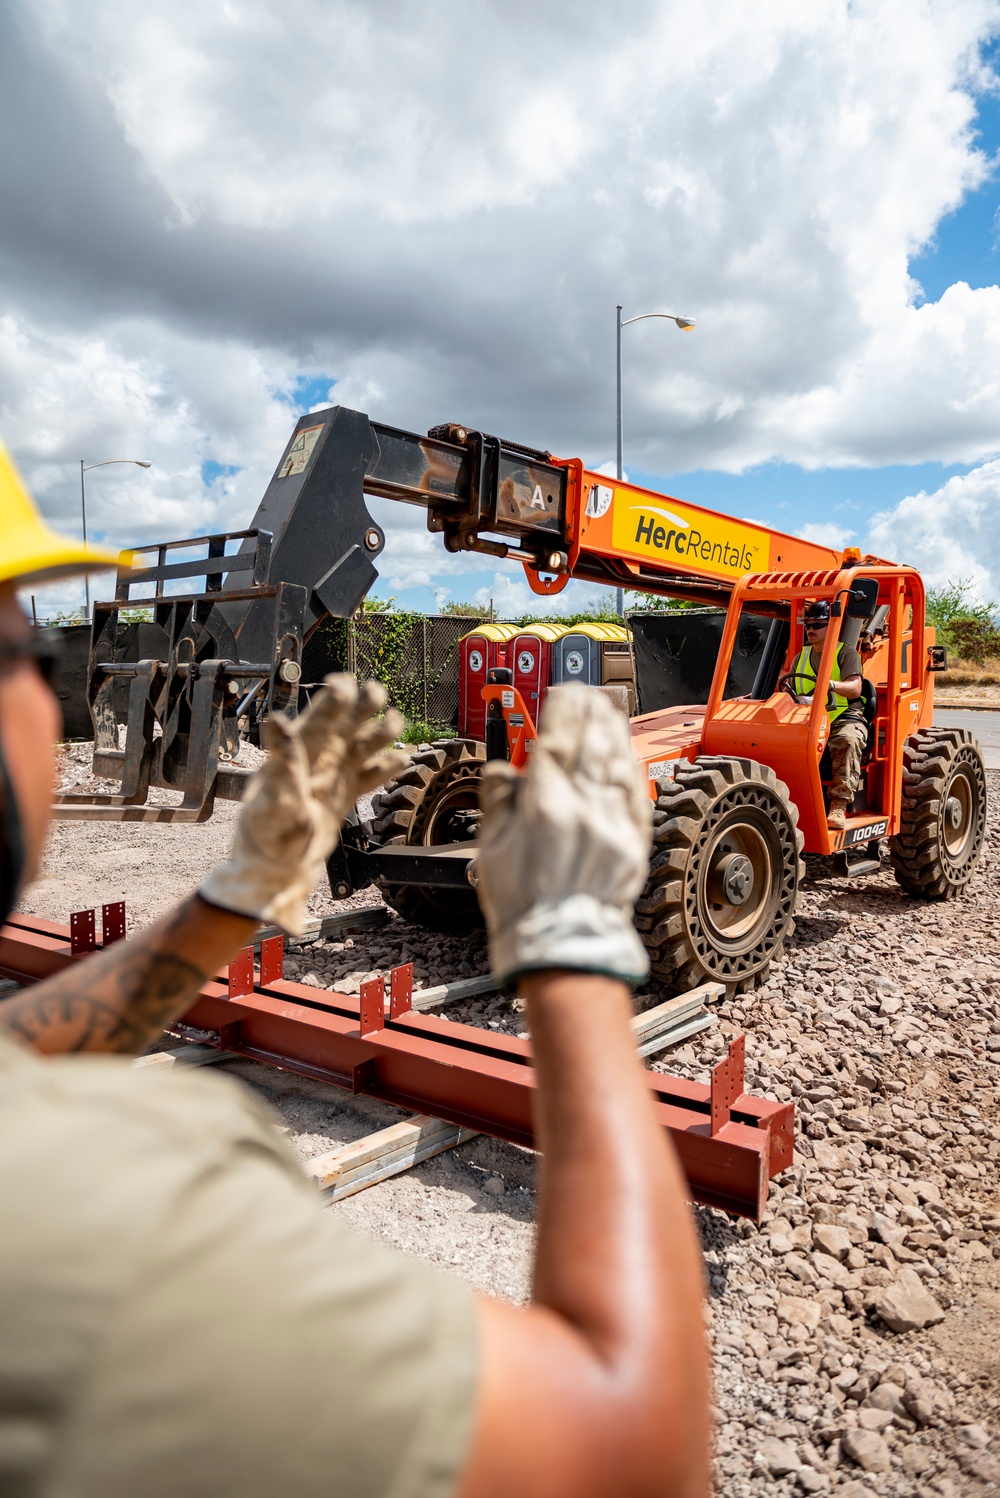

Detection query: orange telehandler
xmin=63 ymin=406 xmax=988 ymax=995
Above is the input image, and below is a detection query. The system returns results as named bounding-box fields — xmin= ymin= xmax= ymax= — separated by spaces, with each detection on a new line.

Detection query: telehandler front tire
xmin=368 ymin=739 xmax=485 ymax=931
xmin=634 ymin=756 xmax=804 ymax=996
xmin=889 ymin=727 xmax=986 ymax=899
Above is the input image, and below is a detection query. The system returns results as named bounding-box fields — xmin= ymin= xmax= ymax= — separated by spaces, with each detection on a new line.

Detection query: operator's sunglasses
xmin=0 ymin=630 xmax=64 ymax=688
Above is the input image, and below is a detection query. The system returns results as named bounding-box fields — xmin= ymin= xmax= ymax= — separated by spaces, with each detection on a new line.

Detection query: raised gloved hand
xmin=475 ymin=683 xmax=652 ymax=987
xmin=200 ymin=675 xmax=408 ymax=935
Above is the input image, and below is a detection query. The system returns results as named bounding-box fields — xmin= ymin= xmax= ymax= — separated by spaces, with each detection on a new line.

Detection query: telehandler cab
xmin=61 ymin=405 xmax=988 ymax=995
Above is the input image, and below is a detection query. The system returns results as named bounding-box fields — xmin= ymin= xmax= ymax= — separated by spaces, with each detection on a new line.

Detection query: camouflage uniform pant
xmin=827 ymin=717 xmax=868 ymax=804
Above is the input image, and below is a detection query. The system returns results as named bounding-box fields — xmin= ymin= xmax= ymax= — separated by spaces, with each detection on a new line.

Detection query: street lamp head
xmin=136 ymin=461 xmax=152 ymax=468
xmin=620 ymin=310 xmax=697 ymax=330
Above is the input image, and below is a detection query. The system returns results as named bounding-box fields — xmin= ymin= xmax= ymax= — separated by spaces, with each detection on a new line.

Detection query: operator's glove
xmin=199 ymin=675 xmax=408 ymax=935
xmin=475 ymin=683 xmax=652 ymax=987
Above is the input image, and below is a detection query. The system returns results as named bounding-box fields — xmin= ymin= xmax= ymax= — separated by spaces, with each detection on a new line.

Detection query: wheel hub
xmin=696 ymin=804 xmax=783 ymax=949
xmin=941 ymin=768 xmax=976 ymax=860
xmin=713 ymin=851 xmax=754 ymax=906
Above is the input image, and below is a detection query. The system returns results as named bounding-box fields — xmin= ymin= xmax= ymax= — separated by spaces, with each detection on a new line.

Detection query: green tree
xmin=925 ymin=579 xmax=1000 ymax=665
xmin=437 ymin=601 xmax=486 ymax=617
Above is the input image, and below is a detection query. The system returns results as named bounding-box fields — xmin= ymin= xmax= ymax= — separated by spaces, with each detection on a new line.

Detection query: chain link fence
xmin=301 ymin=613 xmax=487 ymax=732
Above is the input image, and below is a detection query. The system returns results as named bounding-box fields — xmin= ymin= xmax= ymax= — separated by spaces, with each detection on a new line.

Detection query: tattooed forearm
xmin=3 ymin=953 xmax=207 ymax=1054
xmin=0 ymin=894 xmax=257 ymax=1057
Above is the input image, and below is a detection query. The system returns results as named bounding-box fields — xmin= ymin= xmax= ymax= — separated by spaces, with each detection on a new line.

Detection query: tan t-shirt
xmin=0 ymin=1028 xmax=477 ymax=1498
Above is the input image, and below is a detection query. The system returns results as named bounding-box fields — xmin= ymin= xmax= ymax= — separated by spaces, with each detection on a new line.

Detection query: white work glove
xmin=199 ymin=675 xmax=408 ymax=935
xmin=475 ymin=683 xmax=652 ymax=987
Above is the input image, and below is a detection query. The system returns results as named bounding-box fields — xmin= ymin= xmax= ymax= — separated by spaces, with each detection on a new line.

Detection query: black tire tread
xmin=889 ymin=727 xmax=987 ymax=899
xmin=638 ymin=755 xmax=804 ymax=996
xmin=369 ymin=739 xmax=485 ymax=931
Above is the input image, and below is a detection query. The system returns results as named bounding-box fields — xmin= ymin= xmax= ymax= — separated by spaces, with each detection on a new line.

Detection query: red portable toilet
xmin=511 ymin=623 xmax=566 ymax=720
xmin=458 ymin=623 xmax=519 ymax=739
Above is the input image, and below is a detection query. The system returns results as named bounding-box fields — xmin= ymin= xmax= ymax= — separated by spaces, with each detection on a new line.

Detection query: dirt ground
xmin=934 ymin=668 xmax=1000 ymax=709
xmin=935 ymin=687 xmax=1000 ymax=708
xmin=14 ymin=742 xmax=1000 ymax=1495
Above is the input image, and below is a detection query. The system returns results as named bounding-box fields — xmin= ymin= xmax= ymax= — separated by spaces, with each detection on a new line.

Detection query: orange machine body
xmin=489 ymin=557 xmax=933 ymax=860
xmin=481 ymin=680 xmax=538 ymax=768
xmin=629 ymin=565 xmax=931 ymax=856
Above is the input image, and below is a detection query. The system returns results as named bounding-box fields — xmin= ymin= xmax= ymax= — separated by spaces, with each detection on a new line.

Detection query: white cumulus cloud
xmin=866 ymin=459 xmax=1000 ymax=603
xmin=4 ymin=0 xmax=1000 ymax=603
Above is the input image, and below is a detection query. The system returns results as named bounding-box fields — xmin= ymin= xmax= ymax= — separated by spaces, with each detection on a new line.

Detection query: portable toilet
xmin=552 ymin=622 xmax=635 ymax=713
xmin=511 ymin=622 xmax=567 ymax=718
xmin=595 ymin=623 xmax=635 ymax=714
xmin=458 ymin=622 xmax=519 ymax=739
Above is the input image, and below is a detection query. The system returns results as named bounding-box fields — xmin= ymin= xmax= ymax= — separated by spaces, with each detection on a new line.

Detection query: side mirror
xmin=927 ymin=645 xmax=948 ymax=673
xmin=845 ymin=577 xmax=879 ymax=619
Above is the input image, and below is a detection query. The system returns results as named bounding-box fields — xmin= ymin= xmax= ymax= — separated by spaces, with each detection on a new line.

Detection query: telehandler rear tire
xmin=634 ymin=756 xmax=804 ymax=996
xmin=889 ymin=727 xmax=986 ymax=899
xmin=369 ymin=739 xmax=485 ymax=931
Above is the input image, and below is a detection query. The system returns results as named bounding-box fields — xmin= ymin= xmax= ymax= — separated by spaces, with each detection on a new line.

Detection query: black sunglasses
xmin=0 ymin=630 xmax=64 ymax=688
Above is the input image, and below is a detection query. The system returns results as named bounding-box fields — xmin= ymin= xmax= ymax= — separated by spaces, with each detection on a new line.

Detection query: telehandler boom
xmin=60 ymin=405 xmax=988 ymax=994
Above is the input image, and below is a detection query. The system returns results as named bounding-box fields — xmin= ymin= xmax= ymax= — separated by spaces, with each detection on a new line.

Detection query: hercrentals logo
xmin=610 ymin=494 xmax=770 ymax=580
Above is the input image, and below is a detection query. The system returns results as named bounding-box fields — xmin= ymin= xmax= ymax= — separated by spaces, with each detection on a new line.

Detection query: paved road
xmin=934 ymin=708 xmax=1000 ymax=769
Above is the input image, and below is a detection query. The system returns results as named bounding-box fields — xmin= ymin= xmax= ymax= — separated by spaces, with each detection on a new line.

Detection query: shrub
xmin=925 ymin=579 xmax=1000 ymax=665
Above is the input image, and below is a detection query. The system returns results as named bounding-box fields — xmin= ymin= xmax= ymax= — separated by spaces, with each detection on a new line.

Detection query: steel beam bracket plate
xmin=227 ymin=947 xmax=255 ymax=999
xmin=359 ymin=976 xmax=385 ymax=1036
xmin=710 ymin=1034 xmax=745 ymax=1135
xmin=101 ymin=901 xmax=126 ymax=945
xmin=259 ymin=935 xmax=284 ymax=986
xmin=70 ymin=909 xmax=96 ymax=956
xmin=389 ymin=963 xmax=413 ymax=1018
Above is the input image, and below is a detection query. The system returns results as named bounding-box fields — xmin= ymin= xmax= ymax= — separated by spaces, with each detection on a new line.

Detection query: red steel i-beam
xmin=0 ymin=913 xmax=794 ymax=1220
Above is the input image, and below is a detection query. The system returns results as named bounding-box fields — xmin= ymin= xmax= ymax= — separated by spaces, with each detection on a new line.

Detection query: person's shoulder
xmin=838 ymin=643 xmax=863 ymax=673
xmin=0 ymin=1029 xmax=295 ymax=1178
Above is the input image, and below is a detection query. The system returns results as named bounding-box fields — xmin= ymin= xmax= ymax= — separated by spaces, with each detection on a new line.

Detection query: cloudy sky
xmin=4 ymin=0 xmax=1000 ymax=618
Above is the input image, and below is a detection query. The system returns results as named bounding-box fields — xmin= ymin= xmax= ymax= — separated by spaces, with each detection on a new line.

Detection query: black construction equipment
xmin=57 ymin=405 xmax=581 ymax=822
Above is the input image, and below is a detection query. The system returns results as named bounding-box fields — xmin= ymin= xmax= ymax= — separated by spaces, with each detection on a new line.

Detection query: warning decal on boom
xmin=279 ymin=424 xmax=324 ymax=478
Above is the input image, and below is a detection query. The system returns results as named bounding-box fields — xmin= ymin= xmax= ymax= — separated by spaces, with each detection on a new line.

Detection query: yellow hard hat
xmin=1 ymin=440 xmax=122 ymax=587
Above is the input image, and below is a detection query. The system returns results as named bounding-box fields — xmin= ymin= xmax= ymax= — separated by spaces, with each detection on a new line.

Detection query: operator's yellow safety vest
xmin=793 ymin=642 xmax=853 ymax=723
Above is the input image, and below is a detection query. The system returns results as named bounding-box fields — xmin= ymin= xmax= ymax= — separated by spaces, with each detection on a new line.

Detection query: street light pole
xmin=79 ymin=459 xmax=152 ymax=622
xmin=613 ymin=306 xmax=695 ymax=619
xmin=79 ymin=460 xmax=89 ymax=622
xmin=615 ymin=305 xmax=624 ymax=618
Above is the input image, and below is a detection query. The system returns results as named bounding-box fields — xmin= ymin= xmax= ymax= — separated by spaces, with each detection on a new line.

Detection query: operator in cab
xmin=796 ymin=599 xmax=867 ymax=831
xmin=0 ymin=441 xmax=709 ymax=1498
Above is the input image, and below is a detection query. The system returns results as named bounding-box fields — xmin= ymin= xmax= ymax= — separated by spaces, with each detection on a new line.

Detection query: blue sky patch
xmin=909 ymin=43 xmax=1000 ymax=301
xmin=201 ymin=459 xmax=241 ymax=486
xmin=634 ymin=459 xmax=972 ymax=541
xmin=282 ymin=373 xmax=338 ymax=412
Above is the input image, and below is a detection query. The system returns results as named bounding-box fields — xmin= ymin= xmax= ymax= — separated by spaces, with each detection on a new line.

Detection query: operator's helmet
xmin=0 ymin=441 xmax=119 ymax=586
xmin=802 ymin=599 xmax=831 ymax=626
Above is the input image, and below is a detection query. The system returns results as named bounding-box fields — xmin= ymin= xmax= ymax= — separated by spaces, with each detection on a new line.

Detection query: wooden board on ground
xmin=304 ymin=1114 xmax=479 ymax=1201
xmin=134 ymin=1044 xmax=237 ymax=1070
xmin=630 ymin=985 xmax=723 ymax=1058
xmin=411 ymin=973 xmax=497 ymax=1010
xmin=413 ymin=976 xmax=722 ymax=1051
xmin=255 ymin=906 xmax=390 ymax=949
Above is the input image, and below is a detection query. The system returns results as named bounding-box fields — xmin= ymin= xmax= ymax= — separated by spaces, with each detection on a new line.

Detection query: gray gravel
xmin=20 ymin=747 xmax=1000 ymax=1494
